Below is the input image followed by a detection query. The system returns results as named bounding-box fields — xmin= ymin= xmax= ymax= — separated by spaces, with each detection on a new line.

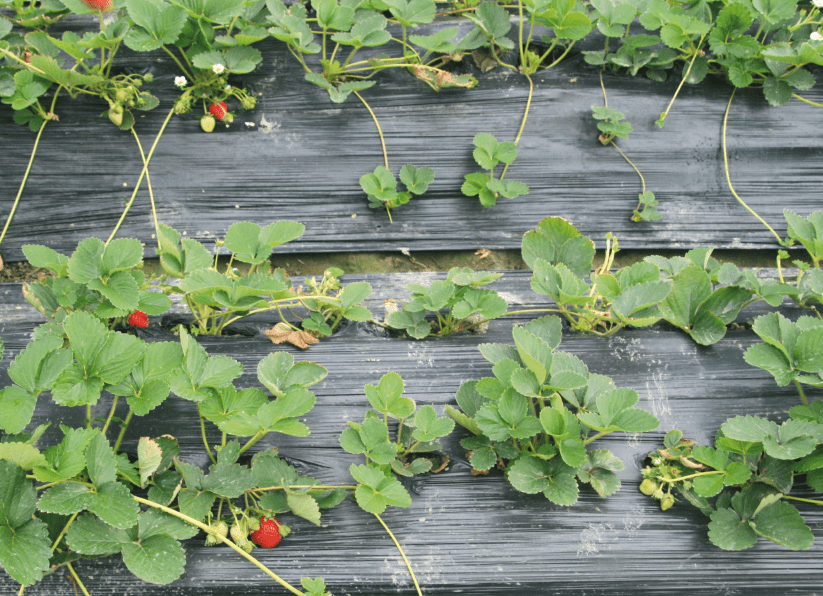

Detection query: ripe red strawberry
xmin=208 ymin=101 xmax=228 ymax=122
xmin=250 ymin=517 xmax=281 ymax=549
xmin=84 ymin=0 xmax=112 ymax=10
xmin=128 ymin=310 xmax=148 ymax=328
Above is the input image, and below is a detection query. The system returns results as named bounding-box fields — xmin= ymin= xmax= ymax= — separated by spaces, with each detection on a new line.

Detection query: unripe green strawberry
xmin=660 ymin=495 xmax=675 ymax=511
xmin=108 ymin=104 xmax=124 ymax=127
xmin=200 ymin=115 xmax=216 ymax=133
xmin=115 ymin=88 xmax=129 ymax=103
xmin=238 ymin=538 xmax=254 ymax=553
xmin=247 ymin=517 xmax=261 ymax=532
xmin=230 ymin=522 xmax=247 ymax=543
xmin=205 ymin=533 xmax=220 ymax=546
xmin=143 ymin=73 xmax=153 ymax=83
xmin=639 ymin=479 xmax=658 ymax=496
xmin=214 ymin=521 xmax=229 ymax=538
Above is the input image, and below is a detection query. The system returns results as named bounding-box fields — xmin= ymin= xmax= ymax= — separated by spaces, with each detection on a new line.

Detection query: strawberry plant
xmin=384 ymin=266 xmax=508 ymax=338
xmin=341 ymin=372 xmax=454 ymax=480
xmin=339 ymin=371 xmax=453 ymax=594
xmin=641 ymin=410 xmax=823 ymax=551
xmin=21 ymin=237 xmax=172 ymax=328
xmin=459 ymin=0 xmax=592 ymax=207
xmin=591 ymin=98 xmax=659 ymax=222
xmin=359 ymin=164 xmax=435 ymax=221
xmin=521 ymin=217 xmax=802 ymax=344
xmin=461 ymin=133 xmax=529 ymax=207
xmin=446 ymin=314 xmax=660 ymax=504
xmin=156 ymin=221 xmax=373 ymax=338
xmin=0 ymin=301 xmax=438 ymax=595
xmin=121 ymin=0 xmax=264 ymax=130
xmin=264 ymin=0 xmax=476 ymax=218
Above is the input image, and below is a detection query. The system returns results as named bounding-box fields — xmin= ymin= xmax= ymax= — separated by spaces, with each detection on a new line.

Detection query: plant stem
xmin=112 ymin=410 xmax=134 ymax=454
xmin=610 ymin=141 xmax=646 ymax=193
xmin=100 ymin=395 xmax=119 ymax=435
xmin=373 ymin=513 xmax=423 ymax=596
xmin=106 ymin=106 xmax=175 ymax=246
xmin=199 ymin=406 xmax=217 ymax=464
xmin=133 ymin=496 xmax=306 ymax=596
xmin=721 ymin=90 xmax=782 ymax=244
xmin=131 ymin=127 xmax=161 ymax=249
xmin=161 ymin=46 xmax=193 ymax=79
xmin=353 ymin=91 xmax=388 ymax=169
xmin=792 ymin=93 xmax=823 ymax=108
xmin=352 ymin=90 xmax=393 ymax=221
xmin=255 ymin=484 xmax=358 ymax=492
xmin=658 ymin=34 xmax=706 ymax=127
xmin=795 ymin=379 xmax=809 ymax=406
xmin=239 ymin=431 xmax=266 ymax=455
xmin=663 ymin=470 xmax=724 ymax=483
xmin=783 ymin=494 xmax=823 ymax=506
xmin=499 ymin=74 xmax=533 ymax=182
xmin=0 ymin=88 xmax=61 ymax=250
xmin=583 ymin=431 xmax=610 ymax=445
xmin=66 ymin=563 xmax=91 ymax=596
xmin=51 ymin=512 xmax=79 ymax=551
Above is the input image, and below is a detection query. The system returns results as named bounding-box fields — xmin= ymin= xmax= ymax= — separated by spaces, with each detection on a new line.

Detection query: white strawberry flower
xmin=811 ymin=31 xmax=823 ymax=41
xmin=174 ymin=76 xmax=187 ymax=88
xmin=814 ymin=0 xmax=823 ymax=7
xmin=212 ymin=63 xmax=226 ymax=74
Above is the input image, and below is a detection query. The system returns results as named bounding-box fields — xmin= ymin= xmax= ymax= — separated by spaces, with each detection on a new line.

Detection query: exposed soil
xmin=0 ymin=248 xmax=789 ymax=283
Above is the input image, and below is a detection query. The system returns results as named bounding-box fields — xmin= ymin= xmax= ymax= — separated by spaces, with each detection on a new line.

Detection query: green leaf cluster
xmin=462 ymin=133 xmax=529 ymax=207
xmin=642 ymin=408 xmax=823 ymax=551
xmin=523 ymin=217 xmax=805 ymax=344
xmin=22 ymin=238 xmax=171 ymax=323
xmin=360 ymin=164 xmax=435 ymax=219
xmin=446 ymin=315 xmax=658 ymax=505
xmin=386 ymin=267 xmax=507 ymax=338
xmin=341 ymin=372 xmax=452 ymax=512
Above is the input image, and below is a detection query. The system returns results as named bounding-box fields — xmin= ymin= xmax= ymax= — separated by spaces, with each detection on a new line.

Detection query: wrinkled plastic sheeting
xmin=0 ymin=272 xmax=821 ymax=595
xmin=1 ymin=18 xmax=822 ymax=262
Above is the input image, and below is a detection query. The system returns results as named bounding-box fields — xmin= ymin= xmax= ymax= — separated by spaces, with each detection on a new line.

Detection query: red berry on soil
xmin=208 ymin=101 xmax=228 ymax=122
xmin=250 ymin=517 xmax=281 ymax=549
xmin=128 ymin=310 xmax=148 ymax=328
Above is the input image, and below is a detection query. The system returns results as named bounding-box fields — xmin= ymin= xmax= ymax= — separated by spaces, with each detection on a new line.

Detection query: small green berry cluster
xmin=639 ymin=434 xmax=701 ymax=511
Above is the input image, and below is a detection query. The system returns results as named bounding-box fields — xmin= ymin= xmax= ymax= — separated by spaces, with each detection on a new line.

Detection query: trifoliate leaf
xmin=751 ymin=500 xmax=813 ymax=550
xmin=708 ymin=507 xmax=758 ymax=550
xmin=576 ymin=449 xmax=624 ymax=497
xmin=287 ymin=492 xmax=322 ymax=525
xmin=121 ymin=533 xmax=186 ymax=585
xmin=0 ymin=461 xmax=51 ymax=586
xmin=350 ymin=464 xmax=411 ymax=514
xmin=87 ymin=481 xmax=140 ymax=529
xmin=37 ymin=483 xmax=93 ymax=515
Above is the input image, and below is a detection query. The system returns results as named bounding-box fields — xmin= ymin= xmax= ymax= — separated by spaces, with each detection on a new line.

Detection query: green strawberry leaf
xmin=0 ymin=461 xmax=51 ymax=586
xmin=350 ymin=463 xmax=411 ymax=513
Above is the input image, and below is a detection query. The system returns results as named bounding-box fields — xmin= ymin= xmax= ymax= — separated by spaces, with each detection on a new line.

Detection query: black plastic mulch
xmin=0 ymin=19 xmax=821 ymax=262
xmin=0 ymin=272 xmax=820 ymax=595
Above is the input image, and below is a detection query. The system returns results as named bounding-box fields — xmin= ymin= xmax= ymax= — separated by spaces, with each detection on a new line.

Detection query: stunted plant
xmin=385 ymin=266 xmax=508 ymax=338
